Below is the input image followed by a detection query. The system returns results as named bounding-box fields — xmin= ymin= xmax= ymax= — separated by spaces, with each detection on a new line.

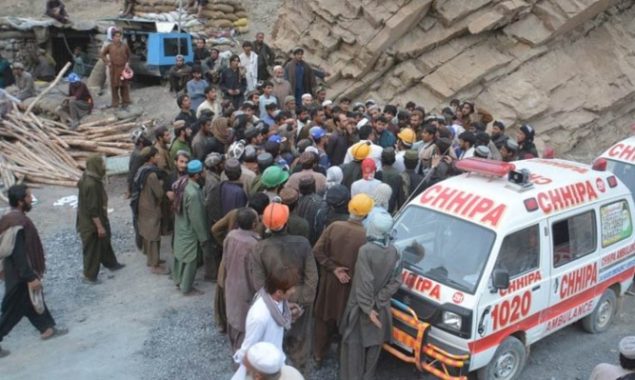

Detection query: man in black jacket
xmin=253 ymin=33 xmax=274 ymax=82
xmin=219 ymin=54 xmax=246 ymax=110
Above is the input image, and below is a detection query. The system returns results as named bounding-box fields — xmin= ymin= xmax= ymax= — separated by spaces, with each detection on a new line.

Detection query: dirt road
xmin=1 ymin=176 xmax=634 ymax=380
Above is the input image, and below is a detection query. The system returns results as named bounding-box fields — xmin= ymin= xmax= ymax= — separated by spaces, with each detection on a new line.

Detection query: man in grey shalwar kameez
xmin=339 ymin=209 xmax=402 ymax=380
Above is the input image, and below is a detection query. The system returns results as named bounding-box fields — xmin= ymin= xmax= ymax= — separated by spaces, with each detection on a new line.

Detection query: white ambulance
xmin=384 ymin=158 xmax=635 ymax=380
xmin=596 ymin=135 xmax=635 ymax=196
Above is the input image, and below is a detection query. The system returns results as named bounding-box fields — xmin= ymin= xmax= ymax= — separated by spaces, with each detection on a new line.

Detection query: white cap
xmin=246 ymin=342 xmax=285 ymax=375
xmin=619 ymin=336 xmax=635 ymax=359
xmin=305 ymin=146 xmax=319 ymax=155
xmin=356 ymin=117 xmax=369 ymax=130
xmin=322 ymin=100 xmax=333 ymax=107
xmin=301 ymin=93 xmax=312 ymax=100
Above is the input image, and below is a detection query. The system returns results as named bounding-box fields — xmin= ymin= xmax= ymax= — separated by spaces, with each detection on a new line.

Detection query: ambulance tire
xmin=477 ymin=336 xmax=527 ymax=380
xmin=582 ymin=288 xmax=617 ymax=334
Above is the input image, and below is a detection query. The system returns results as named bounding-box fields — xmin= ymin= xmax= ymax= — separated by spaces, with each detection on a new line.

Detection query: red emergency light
xmin=592 ymin=158 xmax=607 ymax=171
xmin=455 ymin=158 xmax=516 ymax=177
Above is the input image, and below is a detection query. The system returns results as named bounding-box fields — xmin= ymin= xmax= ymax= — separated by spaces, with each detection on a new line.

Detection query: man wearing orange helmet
xmin=249 ymin=200 xmax=318 ymax=374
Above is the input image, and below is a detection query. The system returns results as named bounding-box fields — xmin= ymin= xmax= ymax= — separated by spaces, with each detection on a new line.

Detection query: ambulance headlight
xmin=442 ymin=311 xmax=462 ymax=331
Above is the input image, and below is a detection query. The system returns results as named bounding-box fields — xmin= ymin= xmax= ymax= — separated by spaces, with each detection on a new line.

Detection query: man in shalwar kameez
xmin=173 ymin=160 xmax=208 ymax=295
xmin=76 ymin=155 xmax=125 ymax=282
xmin=339 ymin=209 xmax=402 ymax=380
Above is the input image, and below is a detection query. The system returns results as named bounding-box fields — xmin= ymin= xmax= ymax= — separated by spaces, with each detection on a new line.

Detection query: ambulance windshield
xmin=607 ymin=159 xmax=635 ymax=199
xmin=394 ymin=205 xmax=496 ymax=294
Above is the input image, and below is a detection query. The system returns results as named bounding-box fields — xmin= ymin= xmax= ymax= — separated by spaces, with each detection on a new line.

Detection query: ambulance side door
xmin=476 ymin=223 xmax=549 ymax=343
xmin=543 ymin=208 xmax=598 ymax=334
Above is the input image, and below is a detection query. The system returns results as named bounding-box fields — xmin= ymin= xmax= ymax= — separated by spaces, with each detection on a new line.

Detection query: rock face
xmin=271 ymin=0 xmax=635 ymax=158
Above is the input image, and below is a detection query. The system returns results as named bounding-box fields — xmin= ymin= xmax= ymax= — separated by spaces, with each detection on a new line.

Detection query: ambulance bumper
xmin=383 ymin=299 xmax=471 ymax=380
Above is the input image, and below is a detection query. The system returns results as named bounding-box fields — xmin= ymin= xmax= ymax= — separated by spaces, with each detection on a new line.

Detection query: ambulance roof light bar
xmin=455 ymin=158 xmax=515 ymax=177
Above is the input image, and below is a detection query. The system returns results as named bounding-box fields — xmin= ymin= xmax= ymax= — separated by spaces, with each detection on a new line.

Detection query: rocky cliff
xmin=271 ymin=0 xmax=635 ymax=158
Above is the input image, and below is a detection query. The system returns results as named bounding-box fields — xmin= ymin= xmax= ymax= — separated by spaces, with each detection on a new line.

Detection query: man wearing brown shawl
xmin=0 ymin=185 xmax=67 ymax=357
xmin=76 ymin=155 xmax=124 ymax=283
xmin=134 ymin=147 xmax=166 ymax=274
xmin=210 ymin=114 xmax=232 ymax=152
xmin=311 ymin=198 xmax=371 ymax=365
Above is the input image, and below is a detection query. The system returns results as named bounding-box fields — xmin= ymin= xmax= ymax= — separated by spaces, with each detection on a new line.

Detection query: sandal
xmin=41 ymin=327 xmax=69 ymax=340
xmin=0 ymin=345 xmax=10 ymax=358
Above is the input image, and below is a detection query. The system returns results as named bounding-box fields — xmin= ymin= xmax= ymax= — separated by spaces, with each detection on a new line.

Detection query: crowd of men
xmin=115 ymin=32 xmax=544 ymax=378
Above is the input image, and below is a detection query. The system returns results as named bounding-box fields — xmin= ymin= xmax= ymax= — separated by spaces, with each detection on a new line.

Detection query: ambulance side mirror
xmin=491 ymin=269 xmax=510 ymax=290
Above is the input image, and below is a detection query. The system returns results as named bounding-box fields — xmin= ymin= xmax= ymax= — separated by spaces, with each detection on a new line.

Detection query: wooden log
xmin=24 ymin=175 xmax=78 ymax=187
xmin=92 ymin=133 xmax=133 ymax=142
xmin=93 ymin=147 xmax=129 ymax=156
xmin=25 ymin=62 xmax=72 ymax=114
xmin=62 ymin=139 xmax=99 ymax=150
xmin=77 ymin=116 xmax=118 ymax=130
xmin=97 ymin=142 xmax=135 ymax=149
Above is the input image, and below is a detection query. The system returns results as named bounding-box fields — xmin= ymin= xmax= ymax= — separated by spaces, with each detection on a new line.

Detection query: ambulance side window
xmin=552 ymin=210 xmax=596 ymax=267
xmin=495 ymin=225 xmax=539 ymax=278
xmin=600 ymin=200 xmax=632 ymax=248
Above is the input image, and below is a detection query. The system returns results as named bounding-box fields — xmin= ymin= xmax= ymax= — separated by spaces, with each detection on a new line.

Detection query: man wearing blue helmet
xmin=60 ymin=72 xmax=93 ymax=129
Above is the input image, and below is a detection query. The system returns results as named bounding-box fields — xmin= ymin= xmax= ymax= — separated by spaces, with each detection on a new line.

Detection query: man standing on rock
xmin=253 ymin=32 xmax=274 ymax=82
xmin=173 ymin=160 xmax=208 ymax=296
xmin=134 ymin=147 xmax=167 ymax=274
xmin=239 ymin=41 xmax=259 ymax=93
xmin=100 ymin=29 xmax=132 ymax=109
xmin=284 ymin=48 xmax=317 ymax=107
xmin=0 ymin=185 xmax=68 ymax=357
xmin=76 ymin=155 xmax=125 ymax=283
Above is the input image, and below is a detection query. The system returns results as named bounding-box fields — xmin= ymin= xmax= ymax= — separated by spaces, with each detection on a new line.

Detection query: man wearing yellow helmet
xmin=394 ymin=127 xmax=416 ymax=173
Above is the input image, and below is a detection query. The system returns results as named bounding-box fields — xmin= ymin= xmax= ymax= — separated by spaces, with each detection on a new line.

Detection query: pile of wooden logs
xmin=0 ymin=111 xmax=145 ymax=191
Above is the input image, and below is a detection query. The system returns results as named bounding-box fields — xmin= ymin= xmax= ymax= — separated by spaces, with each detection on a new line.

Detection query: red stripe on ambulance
xmin=468 ymin=268 xmax=633 ymax=354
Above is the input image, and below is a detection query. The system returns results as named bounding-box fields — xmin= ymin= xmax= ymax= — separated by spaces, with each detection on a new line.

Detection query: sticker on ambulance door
xmin=601 ymin=201 xmax=632 ymax=247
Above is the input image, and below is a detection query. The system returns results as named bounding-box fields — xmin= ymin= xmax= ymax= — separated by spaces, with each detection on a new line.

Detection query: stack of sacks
xmin=134 ymin=0 xmax=250 ymax=35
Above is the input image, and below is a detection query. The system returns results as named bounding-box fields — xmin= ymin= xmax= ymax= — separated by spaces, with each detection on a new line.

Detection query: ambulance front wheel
xmin=477 ymin=336 xmax=527 ymax=380
xmin=582 ymin=288 xmax=617 ymax=334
